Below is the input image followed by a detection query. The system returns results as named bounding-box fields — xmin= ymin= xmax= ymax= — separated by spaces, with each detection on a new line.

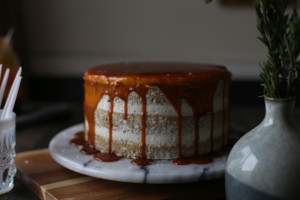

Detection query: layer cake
xmin=83 ymin=62 xmax=231 ymax=164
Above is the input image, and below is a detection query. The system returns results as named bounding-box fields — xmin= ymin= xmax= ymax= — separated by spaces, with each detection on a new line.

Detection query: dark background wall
xmin=2 ymin=0 xmax=298 ymax=109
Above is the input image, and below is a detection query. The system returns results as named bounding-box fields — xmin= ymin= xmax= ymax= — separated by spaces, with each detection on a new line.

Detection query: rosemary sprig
xmin=255 ymin=0 xmax=300 ymax=98
xmin=204 ymin=0 xmax=300 ymax=98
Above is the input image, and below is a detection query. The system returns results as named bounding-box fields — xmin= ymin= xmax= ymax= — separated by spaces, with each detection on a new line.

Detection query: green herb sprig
xmin=204 ymin=0 xmax=300 ymax=98
xmin=255 ymin=0 xmax=300 ymax=98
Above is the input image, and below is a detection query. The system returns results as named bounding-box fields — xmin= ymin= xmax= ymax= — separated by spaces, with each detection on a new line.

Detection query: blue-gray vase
xmin=226 ymin=97 xmax=300 ymax=200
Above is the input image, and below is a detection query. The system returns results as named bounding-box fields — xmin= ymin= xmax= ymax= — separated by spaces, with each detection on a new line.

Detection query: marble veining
xmin=49 ymin=124 xmax=227 ymax=184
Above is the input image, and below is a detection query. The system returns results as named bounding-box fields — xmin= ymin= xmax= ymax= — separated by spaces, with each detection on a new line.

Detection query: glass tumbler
xmin=0 ymin=113 xmax=16 ymax=194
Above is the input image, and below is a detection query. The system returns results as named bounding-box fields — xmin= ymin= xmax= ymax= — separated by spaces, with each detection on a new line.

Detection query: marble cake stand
xmin=49 ymin=123 xmax=227 ymax=184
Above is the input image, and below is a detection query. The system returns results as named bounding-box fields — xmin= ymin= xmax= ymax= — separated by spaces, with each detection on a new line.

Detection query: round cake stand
xmin=49 ymin=123 xmax=227 ymax=184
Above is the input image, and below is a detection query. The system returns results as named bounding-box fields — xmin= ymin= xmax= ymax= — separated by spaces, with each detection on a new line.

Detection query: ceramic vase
xmin=226 ymin=97 xmax=300 ymax=200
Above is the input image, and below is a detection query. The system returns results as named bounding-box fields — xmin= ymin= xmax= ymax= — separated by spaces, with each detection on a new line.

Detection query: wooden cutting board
xmin=15 ymin=149 xmax=226 ymax=200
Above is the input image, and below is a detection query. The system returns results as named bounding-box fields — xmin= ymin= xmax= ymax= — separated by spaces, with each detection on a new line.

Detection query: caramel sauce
xmin=124 ymin=99 xmax=128 ymax=120
xmin=131 ymin=158 xmax=152 ymax=166
xmin=94 ymin=153 xmax=120 ymax=162
xmin=74 ymin=131 xmax=84 ymax=138
xmin=70 ymin=137 xmax=85 ymax=146
xmin=71 ymin=132 xmax=216 ymax=165
xmin=140 ymin=94 xmax=147 ymax=159
xmin=108 ymin=97 xmax=114 ymax=154
xmin=70 ymin=131 xmax=85 ymax=146
xmin=83 ymin=62 xmax=231 ymax=166
xmin=172 ymin=156 xmax=213 ymax=165
xmin=80 ymin=144 xmax=98 ymax=155
xmin=70 ymin=131 xmax=98 ymax=155
xmin=172 ymin=157 xmax=191 ymax=165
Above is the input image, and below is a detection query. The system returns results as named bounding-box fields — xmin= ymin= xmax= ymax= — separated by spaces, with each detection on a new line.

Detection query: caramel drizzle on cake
xmin=83 ymin=62 xmax=231 ymax=166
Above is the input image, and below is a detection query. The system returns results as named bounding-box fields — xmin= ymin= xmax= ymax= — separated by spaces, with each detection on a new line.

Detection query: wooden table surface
xmin=0 ymin=102 xmax=271 ymax=200
xmin=12 ymin=149 xmax=226 ymax=200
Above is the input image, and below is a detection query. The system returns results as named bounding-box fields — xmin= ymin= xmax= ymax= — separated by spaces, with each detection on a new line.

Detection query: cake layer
xmin=83 ymin=62 xmax=231 ymax=161
xmin=95 ymin=111 xmax=225 ymax=159
xmin=92 ymin=82 xmax=228 ymax=159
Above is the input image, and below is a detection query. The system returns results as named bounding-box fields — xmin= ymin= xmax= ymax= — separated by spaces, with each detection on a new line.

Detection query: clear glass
xmin=0 ymin=112 xmax=16 ymax=194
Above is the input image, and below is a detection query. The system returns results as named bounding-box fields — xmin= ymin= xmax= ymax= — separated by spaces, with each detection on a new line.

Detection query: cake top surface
xmin=84 ymin=62 xmax=231 ymax=86
xmin=86 ymin=62 xmax=228 ymax=76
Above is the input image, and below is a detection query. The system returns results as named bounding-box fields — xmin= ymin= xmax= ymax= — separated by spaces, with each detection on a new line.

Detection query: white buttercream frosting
xmin=92 ymin=81 xmax=227 ymax=159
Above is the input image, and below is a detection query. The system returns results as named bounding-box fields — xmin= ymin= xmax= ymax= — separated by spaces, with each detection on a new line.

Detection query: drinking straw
xmin=0 ymin=67 xmax=22 ymax=119
xmin=1 ymin=76 xmax=22 ymax=119
xmin=0 ymin=64 xmax=2 ymax=81
xmin=0 ymin=68 xmax=10 ymax=107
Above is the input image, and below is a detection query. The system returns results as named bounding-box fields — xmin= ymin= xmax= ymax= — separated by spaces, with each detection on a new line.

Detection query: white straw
xmin=0 ymin=67 xmax=22 ymax=119
xmin=0 ymin=64 xmax=2 ymax=82
xmin=0 ymin=68 xmax=10 ymax=107
xmin=14 ymin=67 xmax=22 ymax=78
xmin=3 ymin=68 xmax=20 ymax=108
xmin=1 ymin=76 xmax=21 ymax=119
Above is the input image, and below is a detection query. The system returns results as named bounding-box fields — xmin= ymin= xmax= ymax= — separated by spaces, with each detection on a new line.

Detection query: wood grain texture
xmin=15 ymin=149 xmax=226 ymax=200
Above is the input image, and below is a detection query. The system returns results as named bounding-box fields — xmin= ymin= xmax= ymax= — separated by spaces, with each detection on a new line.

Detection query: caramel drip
xmin=158 ymin=87 xmax=183 ymax=158
xmin=80 ymin=144 xmax=98 ymax=155
xmin=159 ymin=81 xmax=218 ymax=162
xmin=84 ymin=62 xmax=231 ymax=166
xmin=94 ymin=153 xmax=120 ymax=162
xmin=70 ymin=131 xmax=98 ymax=155
xmin=75 ymin=131 xmax=84 ymax=138
xmin=134 ymin=86 xmax=150 ymax=162
xmin=131 ymin=158 xmax=152 ymax=166
xmin=70 ymin=137 xmax=85 ymax=146
xmin=108 ymin=95 xmax=114 ymax=153
xmin=173 ymin=156 xmax=213 ymax=165
xmin=70 ymin=132 xmax=121 ymax=160
xmin=124 ymin=97 xmax=128 ymax=120
xmin=84 ymin=78 xmax=131 ymax=154
xmin=70 ymin=132 xmax=214 ymax=165
xmin=172 ymin=157 xmax=190 ymax=165
xmin=186 ymin=85 xmax=217 ymax=155
xmin=70 ymin=131 xmax=85 ymax=146
xmin=84 ymin=79 xmax=105 ymax=146
xmin=118 ymin=89 xmax=130 ymax=120
xmin=84 ymin=75 xmax=151 ymax=160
